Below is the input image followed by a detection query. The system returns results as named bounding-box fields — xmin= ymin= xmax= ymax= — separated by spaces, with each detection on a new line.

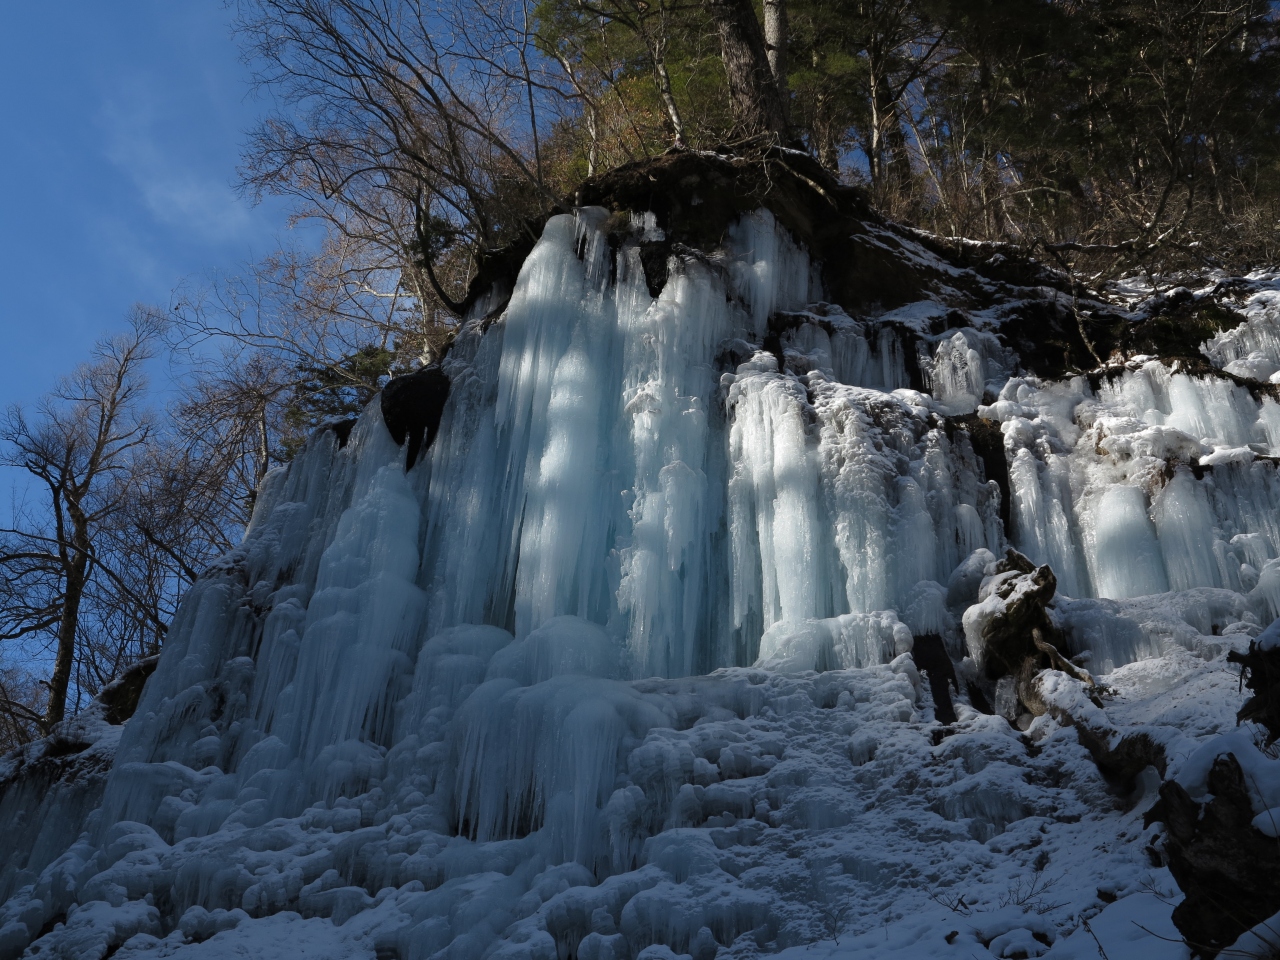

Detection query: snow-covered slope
xmin=3 ymin=169 xmax=1280 ymax=959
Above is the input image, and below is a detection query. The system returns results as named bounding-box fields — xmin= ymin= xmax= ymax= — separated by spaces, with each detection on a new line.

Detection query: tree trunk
xmin=43 ymin=544 xmax=88 ymax=729
xmin=763 ymin=0 xmax=788 ymax=88
xmin=814 ymin=87 xmax=840 ymax=173
xmin=884 ymin=101 xmax=913 ymax=189
xmin=704 ymin=0 xmax=789 ymax=139
xmin=868 ymin=87 xmax=883 ymax=187
xmin=868 ymin=70 xmax=911 ymax=200
xmin=652 ymin=56 xmax=688 ymax=145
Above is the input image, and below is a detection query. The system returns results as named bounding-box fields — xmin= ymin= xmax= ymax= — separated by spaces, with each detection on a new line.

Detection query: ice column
xmin=1152 ymin=467 xmax=1222 ymax=591
xmin=615 ymin=257 xmax=734 ymax=676
xmin=1088 ymin=485 xmax=1170 ymax=599
xmin=500 ymin=213 xmax=623 ymax=636
xmin=727 ymin=355 xmax=828 ymax=638
xmin=1005 ymin=443 xmax=1090 ymax=598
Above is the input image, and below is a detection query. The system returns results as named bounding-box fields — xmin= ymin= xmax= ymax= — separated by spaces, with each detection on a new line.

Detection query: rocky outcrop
xmin=1227 ymin=638 xmax=1280 ymax=744
xmin=963 ymin=551 xmax=1100 ymax=725
xmin=95 ymin=655 xmax=159 ymax=726
xmin=1134 ymin=631 xmax=1280 ymax=956
xmin=380 ymin=364 xmax=451 ymax=470
xmin=1145 ymin=753 xmax=1280 ymax=958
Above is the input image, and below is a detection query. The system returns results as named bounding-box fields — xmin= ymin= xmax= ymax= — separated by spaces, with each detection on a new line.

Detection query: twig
xmin=1081 ymin=917 xmax=1111 ymax=960
xmin=928 ymin=890 xmax=972 ymax=916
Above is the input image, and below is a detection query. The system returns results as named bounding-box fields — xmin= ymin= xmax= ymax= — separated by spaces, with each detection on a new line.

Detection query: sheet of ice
xmin=777 ymin=308 xmax=909 ymax=392
xmin=1089 ymin=485 xmax=1170 ymax=599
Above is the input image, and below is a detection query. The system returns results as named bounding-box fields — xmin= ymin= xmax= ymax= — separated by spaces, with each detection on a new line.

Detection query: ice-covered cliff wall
xmin=62 ymin=202 xmax=1006 ymax=859
xmin=4 ymin=152 xmax=1280 ymax=958
xmin=412 ymin=208 xmax=1005 ymax=678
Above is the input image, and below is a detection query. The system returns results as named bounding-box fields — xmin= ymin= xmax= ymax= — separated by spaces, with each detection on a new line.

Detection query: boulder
xmin=1145 ymin=753 xmax=1280 ymax=958
xmin=380 ymin=365 xmax=451 ymax=470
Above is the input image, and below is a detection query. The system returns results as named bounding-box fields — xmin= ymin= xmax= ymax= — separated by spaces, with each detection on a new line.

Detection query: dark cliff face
xmin=380 ymin=365 xmax=452 ymax=470
xmin=462 ymin=147 xmax=1240 ymax=391
xmin=472 ymin=149 xmax=1038 ymax=315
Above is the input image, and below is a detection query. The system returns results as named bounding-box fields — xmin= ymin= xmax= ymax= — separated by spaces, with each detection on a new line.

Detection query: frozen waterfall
xmin=4 ymin=203 xmax=1280 ymax=960
xmin=407 ymin=207 xmax=1003 ymax=677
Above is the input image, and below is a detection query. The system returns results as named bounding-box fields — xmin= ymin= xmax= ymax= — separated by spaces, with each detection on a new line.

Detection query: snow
xmin=1257 ymin=615 xmax=1280 ymax=651
xmin=5 ymin=212 xmax=1280 ymax=959
xmin=1230 ymin=910 xmax=1280 ymax=960
xmin=10 ymin=650 xmax=1237 ymax=960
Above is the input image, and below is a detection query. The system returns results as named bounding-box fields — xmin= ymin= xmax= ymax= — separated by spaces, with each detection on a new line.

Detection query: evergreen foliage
xmin=521 ymin=0 xmax=1280 ymax=271
xmin=283 ymin=344 xmax=397 ymax=449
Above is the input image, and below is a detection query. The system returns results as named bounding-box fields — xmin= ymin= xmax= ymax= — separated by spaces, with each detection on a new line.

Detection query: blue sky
xmin=0 ymin=0 xmax=306 ymax=413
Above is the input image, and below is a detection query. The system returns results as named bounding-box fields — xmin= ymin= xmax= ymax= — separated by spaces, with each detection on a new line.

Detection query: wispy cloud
xmin=97 ymin=78 xmax=259 ymax=247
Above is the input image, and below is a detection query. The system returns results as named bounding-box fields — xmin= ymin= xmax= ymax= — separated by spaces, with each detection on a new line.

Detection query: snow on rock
xmin=1200 ymin=271 xmax=1280 ymax=373
xmin=0 ymin=685 xmax=137 ymax=909
xmin=5 ymin=200 xmax=1280 ymax=959
xmin=1145 ymin=725 xmax=1280 ymax=955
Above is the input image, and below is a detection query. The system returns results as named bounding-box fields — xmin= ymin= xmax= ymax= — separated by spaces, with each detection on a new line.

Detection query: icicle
xmin=726 ymin=354 xmax=829 ymax=638
xmin=615 ymin=258 xmax=734 ymax=677
xmin=272 ymin=461 xmax=426 ymax=762
xmin=451 ymin=618 xmax=671 ymax=865
xmin=725 ymin=210 xmax=819 ymax=336
xmin=757 ymin=611 xmax=912 ymax=672
xmin=1087 ymin=485 xmax=1170 ymax=599
xmin=1152 ymin=467 xmax=1222 ymax=591
xmin=923 ymin=331 xmax=986 ymax=415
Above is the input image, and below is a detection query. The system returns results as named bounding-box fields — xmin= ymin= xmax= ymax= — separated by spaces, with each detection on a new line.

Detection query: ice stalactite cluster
xmin=950 ymin=276 xmax=1280 ymax=674
xmin=406 ymin=207 xmax=1002 ymax=678
xmin=917 ymin=328 xmax=1015 ymax=416
xmin=3 ymin=210 xmax=1280 ymax=959
xmin=985 ymin=358 xmax=1280 ymax=665
xmin=1202 ymin=276 xmax=1280 ymax=380
xmin=0 ymin=206 xmax=1010 ymax=959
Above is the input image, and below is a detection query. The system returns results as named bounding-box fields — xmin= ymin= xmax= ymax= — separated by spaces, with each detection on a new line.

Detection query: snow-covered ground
xmin=3 ymin=207 xmax=1280 ymax=960
xmin=1 ymin=639 xmax=1254 ymax=960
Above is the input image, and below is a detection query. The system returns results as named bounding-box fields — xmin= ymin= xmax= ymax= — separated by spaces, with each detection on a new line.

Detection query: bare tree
xmin=166 ymin=233 xmax=432 ymax=484
xmin=0 ymin=314 xmax=160 ymax=730
xmin=236 ymin=0 xmax=582 ymax=319
xmin=0 ymin=665 xmax=44 ymax=752
xmin=0 ymin=309 xmax=257 ymax=740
